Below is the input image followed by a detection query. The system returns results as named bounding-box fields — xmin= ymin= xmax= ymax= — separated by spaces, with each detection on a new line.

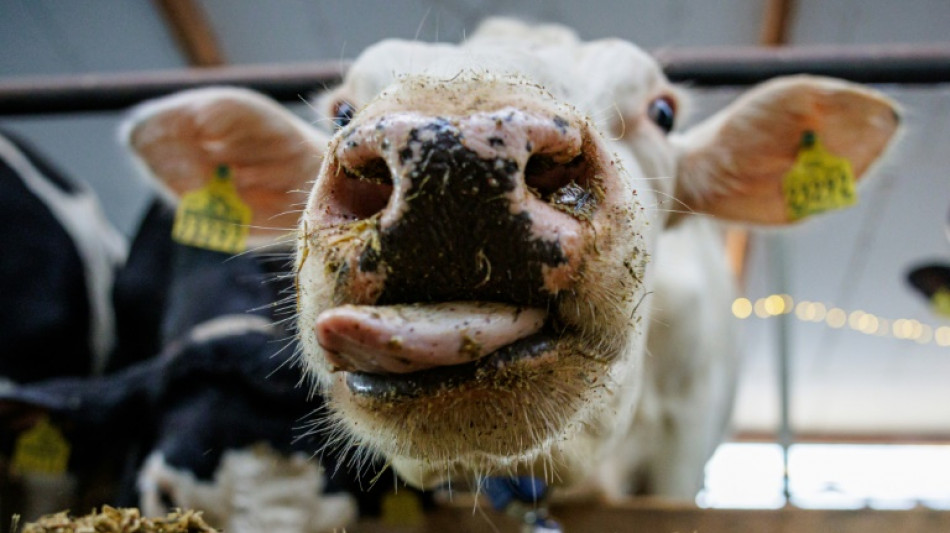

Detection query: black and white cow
xmin=0 ymin=129 xmax=128 ymax=521
xmin=0 ymin=130 xmax=125 ymax=384
xmin=1 ymin=193 xmax=364 ymax=530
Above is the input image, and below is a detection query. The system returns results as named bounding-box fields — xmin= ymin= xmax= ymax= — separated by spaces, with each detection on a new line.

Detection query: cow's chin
xmin=320 ymin=324 xmax=616 ymax=488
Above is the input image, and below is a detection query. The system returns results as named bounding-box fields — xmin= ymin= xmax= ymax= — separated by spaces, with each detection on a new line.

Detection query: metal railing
xmin=1 ymin=44 xmax=949 ymax=116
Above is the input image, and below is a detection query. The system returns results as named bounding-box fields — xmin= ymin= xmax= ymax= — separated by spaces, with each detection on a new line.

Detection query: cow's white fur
xmin=613 ymin=216 xmax=739 ymax=498
xmin=186 ymin=314 xmax=275 ymax=344
xmin=138 ymin=444 xmax=356 ymax=533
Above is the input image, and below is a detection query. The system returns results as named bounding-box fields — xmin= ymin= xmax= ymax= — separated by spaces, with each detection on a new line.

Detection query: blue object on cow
xmin=522 ymin=512 xmax=562 ymax=533
xmin=483 ymin=476 xmax=548 ymax=511
xmin=482 ymin=477 xmax=562 ymax=532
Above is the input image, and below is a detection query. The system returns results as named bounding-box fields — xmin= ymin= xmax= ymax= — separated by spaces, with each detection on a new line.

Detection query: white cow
xmin=126 ymin=18 xmax=898 ymax=521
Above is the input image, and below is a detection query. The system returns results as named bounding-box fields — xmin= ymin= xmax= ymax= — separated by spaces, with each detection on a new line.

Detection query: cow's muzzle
xmin=309 ymin=108 xmax=606 ymax=388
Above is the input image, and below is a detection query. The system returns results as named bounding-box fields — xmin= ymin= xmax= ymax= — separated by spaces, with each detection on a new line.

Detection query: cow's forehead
xmin=340 ymin=32 xmax=669 ymax=119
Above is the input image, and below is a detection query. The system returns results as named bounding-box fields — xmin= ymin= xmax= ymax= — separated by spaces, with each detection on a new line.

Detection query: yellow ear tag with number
xmin=381 ymin=489 xmax=424 ymax=527
xmin=172 ymin=165 xmax=252 ymax=254
xmin=932 ymin=287 xmax=950 ymax=318
xmin=11 ymin=416 xmax=71 ymax=475
xmin=782 ymin=131 xmax=857 ymax=222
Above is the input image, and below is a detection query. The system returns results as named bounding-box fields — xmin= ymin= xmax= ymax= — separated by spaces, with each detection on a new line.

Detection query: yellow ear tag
xmin=381 ymin=489 xmax=424 ymax=527
xmin=172 ymin=165 xmax=252 ymax=254
xmin=11 ymin=416 xmax=71 ymax=475
xmin=782 ymin=131 xmax=857 ymax=222
xmin=932 ymin=287 xmax=950 ymax=318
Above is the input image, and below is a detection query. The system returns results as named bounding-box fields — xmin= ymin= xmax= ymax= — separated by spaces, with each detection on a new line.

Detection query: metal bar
xmin=0 ymin=62 xmax=348 ymax=116
xmin=768 ymin=233 xmax=794 ymax=504
xmin=656 ymin=44 xmax=950 ymax=86
xmin=1 ymin=44 xmax=949 ymax=116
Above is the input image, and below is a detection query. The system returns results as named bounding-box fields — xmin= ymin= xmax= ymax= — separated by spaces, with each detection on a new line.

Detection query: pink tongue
xmin=315 ymin=302 xmax=546 ymax=374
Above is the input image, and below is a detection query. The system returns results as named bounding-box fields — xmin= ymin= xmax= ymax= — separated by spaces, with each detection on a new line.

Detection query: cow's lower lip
xmin=345 ymin=331 xmax=557 ymax=398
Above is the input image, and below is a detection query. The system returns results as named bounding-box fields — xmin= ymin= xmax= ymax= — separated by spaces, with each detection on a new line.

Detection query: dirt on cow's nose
xmin=314 ymin=109 xmax=599 ymax=306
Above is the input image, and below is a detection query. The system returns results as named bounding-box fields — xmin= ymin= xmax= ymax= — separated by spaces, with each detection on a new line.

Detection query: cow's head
xmin=126 ymin=19 xmax=898 ymax=489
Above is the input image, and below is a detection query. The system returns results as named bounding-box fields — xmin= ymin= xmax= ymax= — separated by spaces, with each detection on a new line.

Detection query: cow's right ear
xmin=123 ymin=87 xmax=328 ymax=246
xmin=672 ymin=75 xmax=900 ymax=225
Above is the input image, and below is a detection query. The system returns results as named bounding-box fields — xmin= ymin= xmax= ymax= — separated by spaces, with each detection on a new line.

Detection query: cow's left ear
xmin=123 ymin=87 xmax=328 ymax=245
xmin=673 ymin=75 xmax=900 ymax=225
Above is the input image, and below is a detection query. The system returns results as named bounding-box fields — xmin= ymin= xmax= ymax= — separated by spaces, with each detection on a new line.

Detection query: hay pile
xmin=21 ymin=506 xmax=217 ymax=532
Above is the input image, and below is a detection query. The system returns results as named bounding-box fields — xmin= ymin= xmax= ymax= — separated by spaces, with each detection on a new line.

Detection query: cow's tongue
xmin=315 ymin=302 xmax=547 ymax=374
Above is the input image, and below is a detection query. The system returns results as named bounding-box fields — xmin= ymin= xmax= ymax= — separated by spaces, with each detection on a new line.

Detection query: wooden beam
xmin=726 ymin=228 xmax=751 ymax=286
xmin=349 ymin=501 xmax=950 ymax=533
xmin=760 ymin=0 xmax=795 ymax=47
xmin=153 ymin=0 xmax=225 ymax=67
xmin=735 ymin=430 xmax=950 ymax=445
xmin=725 ymin=0 xmax=796 ymax=285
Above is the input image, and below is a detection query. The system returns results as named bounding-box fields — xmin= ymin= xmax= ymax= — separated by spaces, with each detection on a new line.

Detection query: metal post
xmin=769 ymin=232 xmax=794 ymax=504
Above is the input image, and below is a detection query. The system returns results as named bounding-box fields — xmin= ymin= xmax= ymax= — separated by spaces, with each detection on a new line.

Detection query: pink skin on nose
xmin=315 ymin=303 xmax=547 ymax=374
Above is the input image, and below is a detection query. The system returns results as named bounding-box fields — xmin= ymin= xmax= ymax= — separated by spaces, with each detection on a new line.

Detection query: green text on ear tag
xmin=172 ymin=165 xmax=252 ymax=254
xmin=11 ymin=417 xmax=71 ymax=475
xmin=932 ymin=287 xmax=950 ymax=318
xmin=782 ymin=131 xmax=857 ymax=222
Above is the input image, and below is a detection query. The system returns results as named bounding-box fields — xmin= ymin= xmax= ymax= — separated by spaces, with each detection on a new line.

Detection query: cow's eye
xmin=333 ymin=100 xmax=355 ymax=129
xmin=647 ymin=96 xmax=676 ymax=134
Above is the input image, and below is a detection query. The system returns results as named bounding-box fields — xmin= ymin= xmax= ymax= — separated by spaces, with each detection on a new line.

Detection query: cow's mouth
xmin=315 ymin=301 xmax=566 ymax=398
xmin=346 ymin=329 xmax=558 ymax=398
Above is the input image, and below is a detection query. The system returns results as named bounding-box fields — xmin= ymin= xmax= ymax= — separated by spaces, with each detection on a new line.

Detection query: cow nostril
xmin=524 ymin=153 xmax=597 ymax=217
xmin=326 ymin=157 xmax=394 ymax=220
xmin=346 ymin=157 xmax=391 ymax=186
xmin=524 ymin=154 xmax=589 ymax=196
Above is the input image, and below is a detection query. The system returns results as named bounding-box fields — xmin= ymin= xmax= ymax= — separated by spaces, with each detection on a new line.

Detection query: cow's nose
xmin=317 ymin=110 xmax=595 ymax=305
xmin=324 ymin=111 xmax=594 ymax=222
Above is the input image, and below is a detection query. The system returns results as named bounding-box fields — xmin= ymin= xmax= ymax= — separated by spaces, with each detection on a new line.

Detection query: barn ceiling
xmin=1 ymin=0 xmax=949 ymax=439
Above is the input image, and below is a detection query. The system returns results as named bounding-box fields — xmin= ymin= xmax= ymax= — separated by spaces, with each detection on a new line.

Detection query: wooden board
xmin=349 ymin=500 xmax=950 ymax=533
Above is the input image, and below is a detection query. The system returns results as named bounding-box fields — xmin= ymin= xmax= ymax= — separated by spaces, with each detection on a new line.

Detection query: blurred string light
xmin=732 ymin=295 xmax=950 ymax=347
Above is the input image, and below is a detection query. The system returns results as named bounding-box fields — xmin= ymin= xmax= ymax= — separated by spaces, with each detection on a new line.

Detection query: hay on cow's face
xmin=21 ymin=506 xmax=217 ymax=532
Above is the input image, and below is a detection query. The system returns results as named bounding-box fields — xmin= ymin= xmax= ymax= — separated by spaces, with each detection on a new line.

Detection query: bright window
xmin=698 ymin=443 xmax=950 ymax=509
